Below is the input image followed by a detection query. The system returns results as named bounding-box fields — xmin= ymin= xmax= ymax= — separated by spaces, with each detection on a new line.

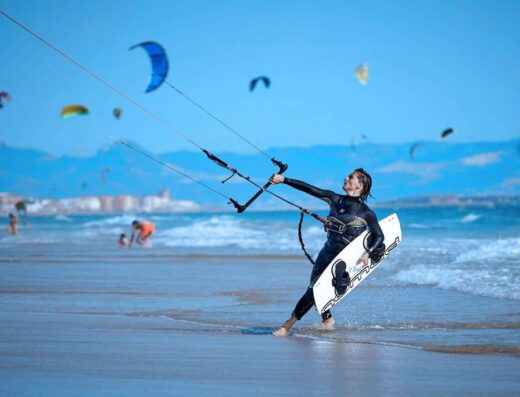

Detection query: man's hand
xmin=269 ymin=174 xmax=285 ymax=184
xmin=356 ymin=252 xmax=370 ymax=267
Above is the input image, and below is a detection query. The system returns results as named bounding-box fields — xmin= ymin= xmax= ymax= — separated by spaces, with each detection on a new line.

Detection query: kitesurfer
xmin=270 ymin=169 xmax=385 ymax=336
xmin=129 ymin=220 xmax=155 ymax=246
xmin=7 ymin=213 xmax=18 ymax=235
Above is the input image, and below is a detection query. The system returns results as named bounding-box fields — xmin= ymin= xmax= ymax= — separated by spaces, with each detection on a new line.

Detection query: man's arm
xmin=281 ymin=177 xmax=337 ymax=205
xmin=357 ymin=210 xmax=385 ymax=266
xmin=129 ymin=227 xmax=136 ymax=246
xmin=364 ymin=210 xmax=385 ymax=255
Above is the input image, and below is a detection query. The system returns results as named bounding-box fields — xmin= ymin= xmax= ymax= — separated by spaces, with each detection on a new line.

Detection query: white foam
xmin=455 ymin=237 xmax=520 ymax=263
xmin=83 ymin=214 xmax=138 ymax=227
xmin=394 ymin=263 xmax=520 ymax=300
xmin=153 ymin=215 xmax=325 ymax=251
xmin=392 ymin=235 xmax=520 ymax=300
xmin=461 ymin=213 xmax=481 ymax=223
xmin=54 ymin=215 xmax=73 ymax=222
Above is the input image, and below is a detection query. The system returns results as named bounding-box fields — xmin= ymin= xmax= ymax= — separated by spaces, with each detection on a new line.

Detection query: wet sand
xmin=1 ymin=258 xmax=519 ymax=396
xmin=1 ymin=310 xmax=519 ymax=397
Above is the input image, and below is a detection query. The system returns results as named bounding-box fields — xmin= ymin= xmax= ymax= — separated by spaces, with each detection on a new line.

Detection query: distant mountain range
xmin=1 ymin=139 xmax=519 ymax=209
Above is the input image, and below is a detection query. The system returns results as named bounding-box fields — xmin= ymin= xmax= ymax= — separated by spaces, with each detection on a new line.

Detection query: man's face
xmin=343 ymin=172 xmax=361 ymax=193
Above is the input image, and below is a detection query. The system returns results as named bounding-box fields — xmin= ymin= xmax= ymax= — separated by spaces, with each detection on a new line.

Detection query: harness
xmin=298 ymin=199 xmax=366 ymax=265
xmin=324 ymin=216 xmax=347 ymax=234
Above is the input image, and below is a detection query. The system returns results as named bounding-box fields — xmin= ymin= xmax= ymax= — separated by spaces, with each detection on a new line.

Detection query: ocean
xmin=1 ymin=206 xmax=519 ymax=395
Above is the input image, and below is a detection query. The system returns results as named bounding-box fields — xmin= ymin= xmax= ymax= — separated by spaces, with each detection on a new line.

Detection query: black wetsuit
xmin=283 ymin=178 xmax=385 ymax=321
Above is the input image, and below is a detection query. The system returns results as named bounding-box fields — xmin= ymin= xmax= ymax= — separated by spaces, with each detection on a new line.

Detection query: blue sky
xmin=1 ymin=0 xmax=519 ymax=157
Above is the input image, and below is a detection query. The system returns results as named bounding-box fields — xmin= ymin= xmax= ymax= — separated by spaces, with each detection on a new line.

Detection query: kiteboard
xmin=312 ymin=213 xmax=402 ymax=314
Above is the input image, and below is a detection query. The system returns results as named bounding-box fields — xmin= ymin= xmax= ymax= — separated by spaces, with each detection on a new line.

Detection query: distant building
xmin=99 ymin=196 xmax=114 ymax=211
xmin=0 ymin=193 xmax=23 ymax=205
xmin=0 ymin=193 xmax=25 ymax=213
xmin=0 ymin=190 xmax=200 ymax=215
xmin=112 ymin=195 xmax=135 ymax=212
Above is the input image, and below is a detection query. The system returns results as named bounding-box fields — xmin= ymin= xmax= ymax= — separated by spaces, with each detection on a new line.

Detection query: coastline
xmin=1 ymin=298 xmax=519 ymax=397
xmin=1 ymin=193 xmax=520 ymax=216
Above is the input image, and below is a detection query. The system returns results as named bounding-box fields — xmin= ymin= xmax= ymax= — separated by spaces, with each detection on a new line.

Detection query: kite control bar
xmin=202 ymin=150 xmax=287 ymax=213
xmin=229 ymin=158 xmax=288 ymax=213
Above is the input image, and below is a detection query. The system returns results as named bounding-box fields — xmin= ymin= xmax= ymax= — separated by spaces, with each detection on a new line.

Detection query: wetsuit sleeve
xmin=283 ymin=177 xmax=336 ymax=205
xmin=364 ymin=210 xmax=385 ymax=255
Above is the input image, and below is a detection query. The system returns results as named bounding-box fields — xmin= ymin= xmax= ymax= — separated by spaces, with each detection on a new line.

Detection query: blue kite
xmin=249 ymin=76 xmax=270 ymax=92
xmin=129 ymin=41 xmax=169 ymax=93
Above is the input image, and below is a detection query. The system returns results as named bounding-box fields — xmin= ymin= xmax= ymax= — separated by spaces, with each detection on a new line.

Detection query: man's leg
xmin=272 ymin=315 xmax=297 ymax=337
xmin=320 ymin=310 xmax=335 ymax=330
xmin=273 ymin=245 xmax=342 ymax=336
xmin=311 ymin=248 xmax=340 ymax=329
xmin=273 ymin=287 xmax=314 ymax=336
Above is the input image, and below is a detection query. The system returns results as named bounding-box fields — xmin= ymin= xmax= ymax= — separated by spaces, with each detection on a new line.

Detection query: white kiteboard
xmin=312 ymin=213 xmax=402 ymax=314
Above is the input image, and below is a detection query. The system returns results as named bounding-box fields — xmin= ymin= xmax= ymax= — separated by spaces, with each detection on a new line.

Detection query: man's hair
xmin=354 ymin=168 xmax=373 ymax=202
xmin=132 ymin=220 xmax=139 ymax=226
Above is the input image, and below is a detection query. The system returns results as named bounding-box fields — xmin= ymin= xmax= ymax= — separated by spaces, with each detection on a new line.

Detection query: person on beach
xmin=270 ymin=168 xmax=385 ymax=336
xmin=129 ymin=220 xmax=155 ymax=246
xmin=7 ymin=213 xmax=18 ymax=235
xmin=118 ymin=233 xmax=129 ymax=247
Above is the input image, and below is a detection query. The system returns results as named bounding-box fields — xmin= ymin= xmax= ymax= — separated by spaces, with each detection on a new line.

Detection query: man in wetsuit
xmin=270 ymin=168 xmax=385 ymax=336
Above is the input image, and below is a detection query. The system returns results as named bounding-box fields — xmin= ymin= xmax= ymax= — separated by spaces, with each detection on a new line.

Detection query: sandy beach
xmin=2 ymin=310 xmax=519 ymax=397
xmin=1 ymin=240 xmax=519 ymax=396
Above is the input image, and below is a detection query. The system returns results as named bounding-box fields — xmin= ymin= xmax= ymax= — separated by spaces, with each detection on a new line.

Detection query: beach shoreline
xmin=1 ymin=308 xmax=519 ymax=397
xmin=1 ymin=208 xmax=519 ymax=396
xmin=1 ymin=252 xmax=519 ymax=396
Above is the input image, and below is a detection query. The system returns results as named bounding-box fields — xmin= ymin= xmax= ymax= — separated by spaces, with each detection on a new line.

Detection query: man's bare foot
xmin=273 ymin=315 xmax=297 ymax=337
xmin=320 ymin=317 xmax=335 ymax=331
xmin=273 ymin=326 xmax=289 ymax=337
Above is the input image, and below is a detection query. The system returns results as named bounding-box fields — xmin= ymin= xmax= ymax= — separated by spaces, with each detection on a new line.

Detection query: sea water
xmin=1 ymin=205 xmax=519 ymax=355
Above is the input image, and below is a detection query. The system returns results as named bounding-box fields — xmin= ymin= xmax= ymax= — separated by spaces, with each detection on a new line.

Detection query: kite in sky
xmin=61 ymin=105 xmax=89 ymax=118
xmin=249 ymin=76 xmax=270 ymax=92
xmin=409 ymin=142 xmax=423 ymax=159
xmin=440 ymin=128 xmax=455 ymax=140
xmin=355 ymin=63 xmax=369 ymax=85
xmin=0 ymin=91 xmax=11 ymax=108
xmin=113 ymin=107 xmax=122 ymax=119
xmin=350 ymin=133 xmax=367 ymax=152
xmin=100 ymin=167 xmax=111 ymax=182
xmin=129 ymin=41 xmax=169 ymax=93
